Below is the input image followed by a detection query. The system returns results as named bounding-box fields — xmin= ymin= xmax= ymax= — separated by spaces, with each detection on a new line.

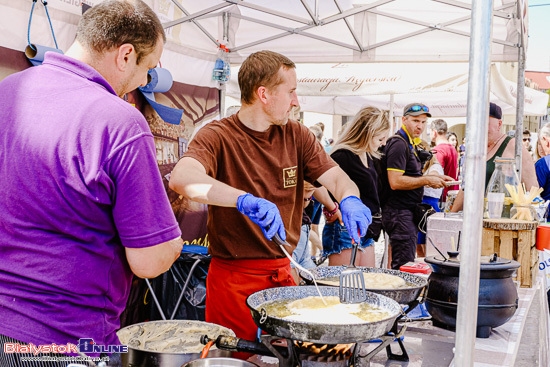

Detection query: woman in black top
xmin=322 ymin=107 xmax=390 ymax=267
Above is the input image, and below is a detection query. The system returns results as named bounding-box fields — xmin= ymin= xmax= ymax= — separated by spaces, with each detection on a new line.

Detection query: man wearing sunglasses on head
xmin=380 ymin=103 xmax=453 ymax=270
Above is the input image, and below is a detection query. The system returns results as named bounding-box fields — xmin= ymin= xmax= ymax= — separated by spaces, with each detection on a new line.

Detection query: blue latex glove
xmin=237 ymin=193 xmax=286 ymax=241
xmin=339 ymin=196 xmax=372 ymax=243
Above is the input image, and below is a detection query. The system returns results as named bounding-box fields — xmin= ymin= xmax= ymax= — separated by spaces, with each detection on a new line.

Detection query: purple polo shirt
xmin=0 ymin=53 xmax=181 ymax=348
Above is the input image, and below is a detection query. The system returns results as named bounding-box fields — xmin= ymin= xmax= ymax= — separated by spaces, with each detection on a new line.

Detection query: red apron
xmin=205 ymin=257 xmax=295 ymax=358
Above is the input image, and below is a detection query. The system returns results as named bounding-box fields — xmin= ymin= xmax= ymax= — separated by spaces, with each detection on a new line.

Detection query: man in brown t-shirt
xmin=169 ymin=51 xmax=371 ymax=348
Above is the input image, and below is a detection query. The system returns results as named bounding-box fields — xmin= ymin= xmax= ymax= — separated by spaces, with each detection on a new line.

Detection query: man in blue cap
xmin=380 ymin=103 xmax=452 ymax=270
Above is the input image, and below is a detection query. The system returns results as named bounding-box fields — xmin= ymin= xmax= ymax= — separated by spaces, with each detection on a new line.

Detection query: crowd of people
xmin=0 ymin=1 xmax=549 ymax=366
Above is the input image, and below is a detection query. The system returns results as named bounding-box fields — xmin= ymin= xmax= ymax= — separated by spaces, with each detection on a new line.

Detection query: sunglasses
xmin=406 ymin=105 xmax=429 ymax=114
xmin=523 ymin=138 xmax=530 ymax=142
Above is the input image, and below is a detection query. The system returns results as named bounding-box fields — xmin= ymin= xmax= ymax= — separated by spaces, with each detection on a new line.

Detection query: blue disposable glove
xmin=339 ymin=196 xmax=372 ymax=243
xmin=237 ymin=193 xmax=286 ymax=241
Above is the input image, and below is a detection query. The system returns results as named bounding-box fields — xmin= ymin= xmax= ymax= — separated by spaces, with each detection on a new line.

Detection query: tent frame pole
xmin=219 ymin=12 xmax=230 ymax=118
xmin=454 ymin=0 xmax=494 ymax=365
xmin=514 ymin=44 xmax=526 ymax=178
xmin=164 ymin=2 xmax=231 ymax=31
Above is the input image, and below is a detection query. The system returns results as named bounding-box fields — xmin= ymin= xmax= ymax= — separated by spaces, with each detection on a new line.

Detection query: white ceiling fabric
xmin=158 ymin=0 xmax=521 ymax=63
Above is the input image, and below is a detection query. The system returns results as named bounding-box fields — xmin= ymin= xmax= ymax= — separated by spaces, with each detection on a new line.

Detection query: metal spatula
xmin=272 ymin=232 xmax=327 ymax=305
xmin=339 ymin=235 xmax=367 ymax=304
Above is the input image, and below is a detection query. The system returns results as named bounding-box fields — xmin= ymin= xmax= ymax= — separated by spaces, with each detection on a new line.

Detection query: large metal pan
xmin=300 ymin=266 xmax=427 ymax=305
xmin=117 ymin=320 xmax=235 ymax=367
xmin=246 ymin=286 xmax=401 ymax=344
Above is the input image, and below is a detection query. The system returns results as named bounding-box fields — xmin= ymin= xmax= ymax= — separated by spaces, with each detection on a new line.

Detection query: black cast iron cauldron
xmin=424 ymin=253 xmax=520 ymax=338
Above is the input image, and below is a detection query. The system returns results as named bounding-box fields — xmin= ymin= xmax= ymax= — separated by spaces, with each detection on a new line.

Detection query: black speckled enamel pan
xmin=301 ymin=266 xmax=427 ymax=305
xmin=246 ymin=286 xmax=401 ymax=344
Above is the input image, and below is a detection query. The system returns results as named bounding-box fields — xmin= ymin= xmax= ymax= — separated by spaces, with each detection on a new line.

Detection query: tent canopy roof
xmin=0 ymin=0 xmax=526 ymax=87
xmin=162 ymin=0 xmax=523 ymax=63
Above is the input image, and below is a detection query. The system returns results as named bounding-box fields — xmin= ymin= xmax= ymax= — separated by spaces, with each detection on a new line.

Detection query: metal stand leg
xmin=145 ymin=257 xmax=206 ymax=321
xmin=381 ymin=231 xmax=389 ymax=269
xmin=144 ymin=278 xmax=166 ymax=320
xmin=385 ymin=332 xmax=409 ymax=362
xmin=385 ymin=310 xmax=412 ymax=362
xmin=260 ymin=336 xmax=299 ymax=367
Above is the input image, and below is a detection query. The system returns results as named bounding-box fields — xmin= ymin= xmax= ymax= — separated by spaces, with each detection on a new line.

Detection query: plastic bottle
xmin=212 ymin=43 xmax=230 ymax=82
xmin=212 ymin=57 xmax=224 ymax=81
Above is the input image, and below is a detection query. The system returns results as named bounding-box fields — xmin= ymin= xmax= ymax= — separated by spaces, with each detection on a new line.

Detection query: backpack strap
xmin=386 ymin=134 xmax=412 ymax=160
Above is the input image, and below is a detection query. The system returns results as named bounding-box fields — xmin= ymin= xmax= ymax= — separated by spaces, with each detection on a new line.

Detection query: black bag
xmin=149 ymin=252 xmax=210 ymax=321
xmin=416 ymin=146 xmax=433 ymax=166
xmin=413 ymin=203 xmax=437 ymax=234
xmin=372 ymin=151 xmax=389 ymax=209
xmin=120 ymin=276 xmax=151 ymax=328
xmin=366 ymin=214 xmax=383 ymax=241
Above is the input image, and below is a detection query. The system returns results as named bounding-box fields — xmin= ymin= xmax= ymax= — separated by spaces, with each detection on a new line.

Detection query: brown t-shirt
xmin=184 ymin=114 xmax=337 ymax=259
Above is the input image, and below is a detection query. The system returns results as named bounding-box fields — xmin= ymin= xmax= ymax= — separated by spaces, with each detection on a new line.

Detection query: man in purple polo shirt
xmin=0 ymin=1 xmax=183 ymax=366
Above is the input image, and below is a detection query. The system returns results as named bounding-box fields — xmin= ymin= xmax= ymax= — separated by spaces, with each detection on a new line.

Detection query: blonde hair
xmin=331 ymin=107 xmax=390 ymax=161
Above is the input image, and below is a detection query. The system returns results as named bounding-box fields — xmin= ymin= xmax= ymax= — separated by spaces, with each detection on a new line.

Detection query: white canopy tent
xmin=226 ymin=62 xmax=549 ymax=117
xmin=0 ymin=0 xmax=525 ymax=89
xmin=0 ymin=0 xmax=537 ymax=365
xmin=161 ymin=0 xmax=521 ymax=64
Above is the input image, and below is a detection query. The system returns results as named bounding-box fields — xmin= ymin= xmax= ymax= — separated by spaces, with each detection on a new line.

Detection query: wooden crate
xmin=482 ymin=219 xmax=539 ymax=288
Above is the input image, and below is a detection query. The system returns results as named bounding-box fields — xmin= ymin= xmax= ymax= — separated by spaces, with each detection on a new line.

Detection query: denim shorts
xmin=322 ymin=222 xmax=374 ymax=257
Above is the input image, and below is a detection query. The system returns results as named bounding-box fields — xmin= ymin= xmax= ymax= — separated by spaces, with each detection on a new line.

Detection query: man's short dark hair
xmin=238 ymin=51 xmax=295 ymax=105
xmin=523 ymin=129 xmax=531 ymax=135
xmin=76 ymin=0 xmax=166 ymax=64
xmin=431 ymin=119 xmax=448 ymax=135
